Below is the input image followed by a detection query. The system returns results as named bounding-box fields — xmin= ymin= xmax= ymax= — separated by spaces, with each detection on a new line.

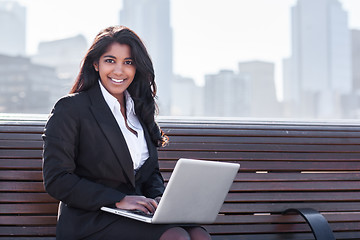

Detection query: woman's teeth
xmin=111 ymin=78 xmax=125 ymax=83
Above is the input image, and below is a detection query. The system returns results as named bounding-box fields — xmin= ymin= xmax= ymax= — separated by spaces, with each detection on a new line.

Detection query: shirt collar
xmin=98 ymin=80 xmax=140 ymax=128
xmin=124 ymin=90 xmax=136 ymax=117
xmin=99 ymin=80 xmax=118 ymax=111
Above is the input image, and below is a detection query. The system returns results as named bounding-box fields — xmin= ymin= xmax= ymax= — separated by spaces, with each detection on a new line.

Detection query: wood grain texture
xmin=1 ymin=118 xmax=360 ymax=239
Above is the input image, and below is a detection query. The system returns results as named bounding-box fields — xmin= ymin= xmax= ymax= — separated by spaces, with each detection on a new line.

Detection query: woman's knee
xmin=187 ymin=227 xmax=212 ymax=240
xmin=160 ymin=227 xmax=191 ymax=240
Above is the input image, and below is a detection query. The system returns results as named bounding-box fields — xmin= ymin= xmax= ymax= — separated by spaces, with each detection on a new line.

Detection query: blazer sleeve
xmin=42 ymin=96 xmax=125 ymax=211
xmin=141 ymin=164 xmax=165 ymax=199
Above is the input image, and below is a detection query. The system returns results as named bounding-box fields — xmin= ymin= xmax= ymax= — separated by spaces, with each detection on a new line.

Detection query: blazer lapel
xmin=135 ymin=120 xmax=158 ymax=181
xmin=87 ymin=83 xmax=135 ymax=187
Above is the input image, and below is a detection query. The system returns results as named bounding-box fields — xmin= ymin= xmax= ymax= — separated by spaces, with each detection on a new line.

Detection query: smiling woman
xmin=69 ymin=26 xmax=161 ymax=136
xmin=42 ymin=25 xmax=210 ymax=240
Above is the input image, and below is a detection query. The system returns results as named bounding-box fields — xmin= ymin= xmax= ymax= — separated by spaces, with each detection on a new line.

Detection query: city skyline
xmin=2 ymin=0 xmax=360 ymax=119
xmin=16 ymin=0 xmax=360 ymax=100
xmin=283 ymin=0 xmax=353 ymax=119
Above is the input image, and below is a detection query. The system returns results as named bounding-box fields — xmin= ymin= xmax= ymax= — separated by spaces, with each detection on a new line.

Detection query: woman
xmin=42 ymin=26 xmax=211 ymax=240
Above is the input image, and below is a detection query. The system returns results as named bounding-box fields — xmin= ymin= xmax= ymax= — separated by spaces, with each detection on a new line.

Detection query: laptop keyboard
xmin=130 ymin=209 xmax=154 ymax=217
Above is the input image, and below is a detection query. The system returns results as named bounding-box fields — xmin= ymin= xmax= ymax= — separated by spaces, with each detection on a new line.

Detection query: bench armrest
xmin=283 ymin=208 xmax=335 ymax=240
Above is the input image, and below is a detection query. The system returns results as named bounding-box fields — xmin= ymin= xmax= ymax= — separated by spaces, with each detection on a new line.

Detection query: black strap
xmin=283 ymin=208 xmax=335 ymax=240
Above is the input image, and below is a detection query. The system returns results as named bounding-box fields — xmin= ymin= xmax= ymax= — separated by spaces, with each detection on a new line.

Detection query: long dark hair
xmin=70 ymin=26 xmax=168 ymax=147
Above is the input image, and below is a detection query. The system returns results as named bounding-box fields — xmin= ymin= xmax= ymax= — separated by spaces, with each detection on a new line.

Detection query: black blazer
xmin=42 ymin=83 xmax=165 ymax=239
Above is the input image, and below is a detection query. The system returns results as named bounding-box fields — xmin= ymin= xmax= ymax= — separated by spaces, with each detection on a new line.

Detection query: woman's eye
xmin=105 ymin=59 xmax=115 ymax=63
xmin=125 ymin=60 xmax=133 ymax=65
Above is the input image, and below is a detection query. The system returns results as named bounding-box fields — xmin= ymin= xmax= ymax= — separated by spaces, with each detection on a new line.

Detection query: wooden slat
xmin=211 ymin=234 xmax=313 ymax=240
xmin=167 ymin=135 xmax=360 ymax=144
xmin=0 ymin=159 xmax=42 ymax=170
xmin=0 ymin=238 xmax=55 ymax=240
xmin=213 ymin=212 xmax=360 ymax=224
xmin=0 ymin=125 xmax=44 ymax=133
xmin=162 ymin=142 xmax=360 ymax=153
xmin=220 ymin=202 xmax=360 ymax=213
xmin=236 ymin=161 xmax=360 ymax=171
xmin=0 ymin=204 xmax=58 ymax=214
xmin=205 ymin=223 xmax=316 ymax=234
xmin=157 ymin=119 xmax=360 ymax=129
xmin=159 ymin=160 xmax=360 ymax=171
xmin=235 ymin=172 xmax=360 ymax=181
xmin=210 ymin=232 xmax=360 ymax=240
xmin=204 ymin=222 xmax=360 ymax=234
xmin=158 ymin=151 xmax=360 ymax=161
xmin=230 ymin=181 xmax=360 ymax=191
xmin=162 ymin=128 xmax=360 ymax=138
xmin=0 ymin=226 xmax=56 ymax=236
xmin=160 ymin=121 xmax=360 ymax=131
xmin=0 ymin=133 xmax=42 ymax=141
xmin=162 ymin=172 xmax=360 ymax=181
xmin=224 ymin=192 xmax=360 ymax=202
xmin=0 ymin=150 xmax=43 ymax=159
xmin=0 ymin=140 xmax=43 ymax=149
xmin=0 ymin=170 xmax=43 ymax=181
xmin=0 ymin=193 xmax=57 ymax=203
xmin=0 ymin=216 xmax=56 ymax=225
xmin=0 ymin=182 xmax=45 ymax=192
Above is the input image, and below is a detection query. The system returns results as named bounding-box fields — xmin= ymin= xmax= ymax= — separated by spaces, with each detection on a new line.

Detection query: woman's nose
xmin=113 ymin=63 xmax=123 ymax=74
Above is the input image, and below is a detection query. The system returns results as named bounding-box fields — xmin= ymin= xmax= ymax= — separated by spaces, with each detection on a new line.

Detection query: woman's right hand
xmin=115 ymin=196 xmax=158 ymax=214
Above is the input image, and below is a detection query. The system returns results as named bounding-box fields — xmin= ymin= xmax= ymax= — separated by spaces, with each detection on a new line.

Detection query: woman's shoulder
xmin=48 ymin=92 xmax=91 ymax=120
xmin=54 ymin=91 xmax=90 ymax=108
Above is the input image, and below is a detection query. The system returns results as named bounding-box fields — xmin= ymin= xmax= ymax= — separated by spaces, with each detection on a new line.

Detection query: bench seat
xmin=1 ymin=117 xmax=360 ymax=239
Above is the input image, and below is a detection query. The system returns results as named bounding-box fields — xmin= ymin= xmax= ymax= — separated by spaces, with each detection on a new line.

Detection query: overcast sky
xmin=19 ymin=0 xmax=360 ymax=97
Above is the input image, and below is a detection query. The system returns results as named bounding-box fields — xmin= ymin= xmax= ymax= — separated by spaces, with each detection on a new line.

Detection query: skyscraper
xmin=0 ymin=0 xmax=26 ymax=56
xmin=238 ymin=61 xmax=280 ymax=118
xmin=283 ymin=0 xmax=352 ymax=119
xmin=120 ymin=0 xmax=173 ymax=115
xmin=32 ymin=34 xmax=88 ymax=84
xmin=0 ymin=54 xmax=61 ymax=113
xmin=204 ymin=70 xmax=250 ymax=117
xmin=171 ymin=75 xmax=203 ymax=116
xmin=352 ymin=29 xmax=360 ymax=92
xmin=350 ymin=29 xmax=360 ymax=118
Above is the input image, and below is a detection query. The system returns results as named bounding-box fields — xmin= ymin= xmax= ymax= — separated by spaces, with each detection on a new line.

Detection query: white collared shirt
xmin=99 ymin=81 xmax=149 ymax=170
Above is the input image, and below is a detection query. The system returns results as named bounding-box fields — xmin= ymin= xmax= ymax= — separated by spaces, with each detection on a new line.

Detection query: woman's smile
xmin=110 ymin=78 xmax=126 ymax=83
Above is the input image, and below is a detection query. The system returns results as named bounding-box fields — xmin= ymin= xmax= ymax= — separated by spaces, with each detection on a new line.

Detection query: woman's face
xmin=94 ymin=42 xmax=136 ymax=101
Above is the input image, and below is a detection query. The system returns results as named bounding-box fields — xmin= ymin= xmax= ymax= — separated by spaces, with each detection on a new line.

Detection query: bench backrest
xmin=1 ymin=118 xmax=360 ymax=239
xmin=0 ymin=120 xmax=57 ymax=238
xmin=158 ymin=119 xmax=360 ymax=240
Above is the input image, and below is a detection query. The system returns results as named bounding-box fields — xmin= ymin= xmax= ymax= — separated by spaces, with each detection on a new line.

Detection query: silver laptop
xmin=101 ymin=158 xmax=240 ymax=224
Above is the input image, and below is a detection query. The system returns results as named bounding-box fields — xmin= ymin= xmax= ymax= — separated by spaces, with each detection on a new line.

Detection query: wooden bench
xmin=1 ymin=116 xmax=360 ymax=239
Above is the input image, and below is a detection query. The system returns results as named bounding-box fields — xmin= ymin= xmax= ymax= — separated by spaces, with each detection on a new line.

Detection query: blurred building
xmin=32 ymin=34 xmax=88 ymax=90
xmin=351 ymin=29 xmax=360 ymax=117
xmin=171 ymin=75 xmax=203 ymax=116
xmin=0 ymin=54 xmax=63 ymax=113
xmin=352 ymin=30 xmax=360 ymax=93
xmin=204 ymin=70 xmax=250 ymax=117
xmin=283 ymin=0 xmax=352 ymax=119
xmin=120 ymin=0 xmax=173 ymax=115
xmin=238 ymin=61 xmax=281 ymax=118
xmin=0 ymin=0 xmax=26 ymax=56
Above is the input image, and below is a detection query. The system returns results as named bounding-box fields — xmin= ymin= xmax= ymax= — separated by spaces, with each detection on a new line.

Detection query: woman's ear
xmin=93 ymin=62 xmax=99 ymax=71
